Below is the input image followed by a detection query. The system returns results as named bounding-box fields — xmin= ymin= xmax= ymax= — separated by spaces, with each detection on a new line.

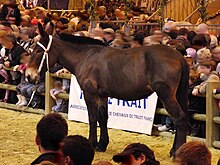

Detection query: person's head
xmin=191 ymin=34 xmax=209 ymax=50
xmin=189 ymin=69 xmax=199 ymax=85
xmin=184 ymin=56 xmax=193 ymax=68
xmin=162 ymin=21 xmax=177 ymax=33
xmin=196 ymin=23 xmax=209 ymax=35
xmin=97 ymin=6 xmax=107 ymax=16
xmin=4 ymin=0 xmax=17 ymax=7
xmin=174 ymin=141 xmax=211 ymax=165
xmin=168 ymin=29 xmax=179 ymax=39
xmin=36 ymin=113 xmax=68 ymax=153
xmin=19 ymin=27 xmax=33 ymax=40
xmin=62 ymin=135 xmax=94 ymax=165
xmin=178 ymin=28 xmax=189 ymax=37
xmin=197 ymin=62 xmax=216 ymax=76
xmin=132 ymin=31 xmax=145 ymax=48
xmin=0 ymin=33 xmax=16 ymax=49
xmin=113 ymin=143 xmax=160 ymax=165
xmin=187 ymin=31 xmax=197 ymax=44
xmin=103 ymin=28 xmax=115 ymax=41
xmin=150 ymin=28 xmax=163 ymax=42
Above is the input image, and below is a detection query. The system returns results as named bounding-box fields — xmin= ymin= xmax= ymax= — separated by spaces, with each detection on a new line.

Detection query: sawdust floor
xmin=0 ymin=108 xmax=219 ymax=165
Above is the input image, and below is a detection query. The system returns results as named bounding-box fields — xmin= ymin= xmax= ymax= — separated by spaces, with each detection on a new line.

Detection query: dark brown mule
xmin=26 ymin=23 xmax=189 ymax=156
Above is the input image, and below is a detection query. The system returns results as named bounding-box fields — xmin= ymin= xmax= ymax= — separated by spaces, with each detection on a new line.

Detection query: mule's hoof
xmin=95 ymin=146 xmax=106 ymax=152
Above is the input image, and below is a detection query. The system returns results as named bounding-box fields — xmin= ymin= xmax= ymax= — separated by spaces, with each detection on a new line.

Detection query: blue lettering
xmin=131 ymin=101 xmax=137 ymax=108
xmin=108 ymin=98 xmax=113 ymax=104
xmin=80 ymin=92 xmax=84 ymax=99
xmin=123 ymin=101 xmax=131 ymax=107
xmin=143 ymin=98 xmax=148 ymax=109
xmin=117 ymin=99 xmax=121 ymax=106
xmin=137 ymin=100 xmax=141 ymax=108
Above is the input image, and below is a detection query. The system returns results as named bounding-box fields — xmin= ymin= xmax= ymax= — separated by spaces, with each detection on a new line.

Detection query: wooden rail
xmin=0 ymin=71 xmax=220 ymax=149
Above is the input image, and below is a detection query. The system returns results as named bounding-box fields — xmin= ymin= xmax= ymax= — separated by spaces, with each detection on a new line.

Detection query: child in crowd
xmin=50 ymin=80 xmax=65 ymax=112
xmin=0 ymin=33 xmax=25 ymax=103
xmin=192 ymin=48 xmax=219 ymax=96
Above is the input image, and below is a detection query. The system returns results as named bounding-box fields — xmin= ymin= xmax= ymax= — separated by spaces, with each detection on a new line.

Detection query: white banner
xmin=68 ymin=75 xmax=158 ymax=135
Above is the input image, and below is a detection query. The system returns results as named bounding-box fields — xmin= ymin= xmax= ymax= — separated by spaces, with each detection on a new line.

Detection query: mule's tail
xmin=176 ymin=55 xmax=189 ymax=115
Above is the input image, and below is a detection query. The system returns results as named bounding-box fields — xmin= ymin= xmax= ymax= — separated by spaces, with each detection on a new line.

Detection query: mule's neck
xmin=53 ymin=38 xmax=94 ymax=74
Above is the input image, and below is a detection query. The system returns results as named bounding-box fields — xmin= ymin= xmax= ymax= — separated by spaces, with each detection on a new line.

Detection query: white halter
xmin=36 ymin=35 xmax=53 ymax=73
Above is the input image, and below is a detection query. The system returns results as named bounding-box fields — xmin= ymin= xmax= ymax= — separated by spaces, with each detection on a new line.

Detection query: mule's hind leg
xmin=84 ymin=92 xmax=99 ymax=148
xmin=96 ymin=97 xmax=109 ymax=152
xmin=152 ymin=82 xmax=188 ymax=156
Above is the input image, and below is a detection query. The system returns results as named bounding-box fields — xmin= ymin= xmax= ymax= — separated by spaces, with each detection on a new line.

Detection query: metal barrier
xmin=0 ymin=70 xmax=220 ymax=149
xmin=91 ymin=21 xmax=220 ymax=36
xmin=176 ymin=24 xmax=220 ymax=36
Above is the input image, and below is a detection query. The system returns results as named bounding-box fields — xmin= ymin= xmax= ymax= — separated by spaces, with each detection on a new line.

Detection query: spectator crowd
xmin=0 ymin=0 xmax=220 ymax=164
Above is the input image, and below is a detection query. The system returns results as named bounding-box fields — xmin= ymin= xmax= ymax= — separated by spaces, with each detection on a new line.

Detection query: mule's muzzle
xmin=26 ymin=74 xmax=40 ymax=85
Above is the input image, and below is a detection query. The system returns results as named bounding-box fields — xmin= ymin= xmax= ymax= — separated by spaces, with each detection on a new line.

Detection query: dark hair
xmin=132 ymin=150 xmax=160 ymax=165
xmin=37 ymin=113 xmax=68 ymax=151
xmin=179 ymin=28 xmax=189 ymax=36
xmin=192 ymin=34 xmax=209 ymax=47
xmin=62 ymin=135 xmax=95 ymax=165
xmin=133 ymin=31 xmax=145 ymax=45
xmin=187 ymin=31 xmax=197 ymax=43
xmin=168 ymin=29 xmax=179 ymax=39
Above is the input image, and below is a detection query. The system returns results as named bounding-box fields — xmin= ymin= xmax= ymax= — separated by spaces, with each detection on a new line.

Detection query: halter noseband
xmin=36 ymin=35 xmax=53 ymax=73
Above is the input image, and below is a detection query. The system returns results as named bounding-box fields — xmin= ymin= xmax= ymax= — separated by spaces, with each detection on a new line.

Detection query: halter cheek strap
xmin=36 ymin=35 xmax=53 ymax=73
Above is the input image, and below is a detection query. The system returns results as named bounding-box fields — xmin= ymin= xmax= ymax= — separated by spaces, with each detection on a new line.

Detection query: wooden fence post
xmin=206 ymin=80 xmax=220 ymax=147
xmin=45 ymin=71 xmax=54 ymax=115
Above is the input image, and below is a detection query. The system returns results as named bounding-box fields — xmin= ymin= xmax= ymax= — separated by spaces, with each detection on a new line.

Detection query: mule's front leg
xmin=84 ymin=92 xmax=99 ymax=148
xmin=96 ymin=97 xmax=109 ymax=152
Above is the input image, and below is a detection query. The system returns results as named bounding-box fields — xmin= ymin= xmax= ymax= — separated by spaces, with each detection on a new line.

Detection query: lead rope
xmin=21 ymin=35 xmax=53 ymax=113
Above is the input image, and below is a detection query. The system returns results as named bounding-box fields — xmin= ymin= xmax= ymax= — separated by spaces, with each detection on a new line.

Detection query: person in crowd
xmin=62 ymin=135 xmax=94 ymax=165
xmin=103 ymin=28 xmax=115 ymax=46
xmin=188 ymin=68 xmax=206 ymax=137
xmin=50 ymin=80 xmax=65 ymax=112
xmin=14 ymin=51 xmax=30 ymax=106
xmin=191 ymin=34 xmax=210 ymax=51
xmin=196 ymin=23 xmax=209 ymax=35
xmin=113 ymin=143 xmax=160 ymax=165
xmin=173 ymin=141 xmax=211 ymax=165
xmin=187 ymin=30 xmax=197 ymax=45
xmin=0 ymin=33 xmax=25 ymax=103
xmin=18 ymin=27 xmax=35 ymax=53
xmin=0 ymin=0 xmax=21 ymax=26
xmin=96 ymin=6 xmax=109 ymax=21
xmin=132 ymin=31 xmax=145 ymax=48
xmin=31 ymin=113 xmax=68 ymax=165
xmin=111 ymin=30 xmax=130 ymax=48
xmin=192 ymin=48 xmax=219 ymax=96
xmin=176 ymin=28 xmax=191 ymax=48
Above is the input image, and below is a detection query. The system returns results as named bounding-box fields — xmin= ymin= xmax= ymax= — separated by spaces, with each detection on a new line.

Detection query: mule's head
xmin=26 ymin=23 xmax=56 ymax=84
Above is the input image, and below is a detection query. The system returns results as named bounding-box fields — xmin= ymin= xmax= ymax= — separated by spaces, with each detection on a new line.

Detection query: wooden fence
xmin=0 ymin=68 xmax=219 ymax=149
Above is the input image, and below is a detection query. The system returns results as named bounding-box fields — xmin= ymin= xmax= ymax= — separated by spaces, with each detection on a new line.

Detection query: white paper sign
xmin=68 ymin=75 xmax=158 ymax=135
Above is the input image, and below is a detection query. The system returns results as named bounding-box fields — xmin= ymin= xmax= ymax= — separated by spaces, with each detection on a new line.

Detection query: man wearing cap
xmin=113 ymin=143 xmax=160 ymax=165
xmin=103 ymin=28 xmax=115 ymax=46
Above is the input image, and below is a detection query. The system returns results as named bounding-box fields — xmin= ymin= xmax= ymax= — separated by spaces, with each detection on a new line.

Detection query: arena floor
xmin=0 ymin=108 xmax=219 ymax=165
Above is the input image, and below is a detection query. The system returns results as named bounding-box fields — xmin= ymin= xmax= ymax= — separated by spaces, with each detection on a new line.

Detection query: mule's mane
xmin=59 ymin=33 xmax=106 ymax=46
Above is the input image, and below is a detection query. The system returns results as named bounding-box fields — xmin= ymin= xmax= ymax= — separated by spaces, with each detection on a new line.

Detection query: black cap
xmin=113 ymin=143 xmax=155 ymax=163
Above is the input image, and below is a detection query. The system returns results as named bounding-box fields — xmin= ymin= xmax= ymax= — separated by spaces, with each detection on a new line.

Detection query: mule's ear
xmin=38 ymin=22 xmax=48 ymax=38
xmin=45 ymin=22 xmax=55 ymax=35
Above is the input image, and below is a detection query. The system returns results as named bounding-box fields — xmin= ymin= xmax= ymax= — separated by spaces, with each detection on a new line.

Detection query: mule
xmin=26 ymin=23 xmax=189 ymax=156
